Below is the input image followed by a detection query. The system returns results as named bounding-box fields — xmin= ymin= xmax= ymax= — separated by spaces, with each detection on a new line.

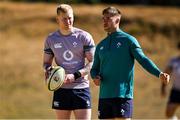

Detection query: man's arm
xmin=132 ymin=47 xmax=170 ymax=84
xmin=132 ymin=48 xmax=160 ymax=76
xmin=161 ymin=65 xmax=172 ymax=97
xmin=64 ymin=48 xmax=95 ymax=84
xmin=90 ymin=47 xmax=101 ymax=86
xmin=79 ymin=50 xmax=94 ymax=77
xmin=43 ymin=53 xmax=54 ymax=80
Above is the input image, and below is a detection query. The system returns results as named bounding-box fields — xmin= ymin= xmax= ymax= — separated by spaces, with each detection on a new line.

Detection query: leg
xmin=165 ymin=89 xmax=180 ymax=118
xmin=52 ymin=89 xmax=73 ymax=119
xmin=74 ymin=109 xmax=91 ymax=120
xmin=72 ymin=88 xmax=91 ymax=119
xmin=55 ymin=110 xmax=71 ymax=119
xmin=114 ymin=98 xmax=133 ymax=119
xmin=98 ymin=98 xmax=114 ymax=119
xmin=165 ymin=103 xmax=178 ymax=118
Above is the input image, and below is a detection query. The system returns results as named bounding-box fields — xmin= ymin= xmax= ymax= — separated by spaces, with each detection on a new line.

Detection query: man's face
xmin=56 ymin=11 xmax=74 ymax=30
xmin=102 ymin=13 xmax=119 ymax=32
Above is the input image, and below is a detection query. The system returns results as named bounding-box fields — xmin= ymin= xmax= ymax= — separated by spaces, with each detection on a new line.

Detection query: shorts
xmin=52 ymin=88 xmax=91 ymax=110
xmin=168 ymin=88 xmax=180 ymax=104
xmin=98 ymin=98 xmax=133 ymax=119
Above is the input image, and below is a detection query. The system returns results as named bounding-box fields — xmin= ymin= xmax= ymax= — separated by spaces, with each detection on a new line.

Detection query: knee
xmin=165 ymin=110 xmax=174 ymax=118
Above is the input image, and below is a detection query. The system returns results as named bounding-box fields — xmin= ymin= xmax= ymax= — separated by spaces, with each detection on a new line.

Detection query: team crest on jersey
xmin=73 ymin=42 xmax=78 ymax=47
xmin=100 ymin=46 xmax=104 ymax=50
xmin=54 ymin=43 xmax=62 ymax=48
xmin=117 ymin=42 xmax=122 ymax=48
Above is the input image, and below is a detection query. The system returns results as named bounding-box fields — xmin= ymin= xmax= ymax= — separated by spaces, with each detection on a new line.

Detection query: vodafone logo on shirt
xmin=63 ymin=50 xmax=74 ymax=61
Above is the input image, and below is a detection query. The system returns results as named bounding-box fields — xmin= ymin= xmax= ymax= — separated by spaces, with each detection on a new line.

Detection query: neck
xmin=108 ymin=27 xmax=119 ymax=34
xmin=59 ymin=27 xmax=73 ymax=36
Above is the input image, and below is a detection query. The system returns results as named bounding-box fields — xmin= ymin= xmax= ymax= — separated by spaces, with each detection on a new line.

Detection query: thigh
xmin=98 ymin=98 xmax=114 ymax=119
xmin=98 ymin=98 xmax=133 ymax=119
xmin=72 ymin=88 xmax=91 ymax=109
xmin=166 ymin=89 xmax=180 ymax=117
xmin=55 ymin=110 xmax=71 ymax=119
xmin=52 ymin=88 xmax=73 ymax=110
xmin=166 ymin=103 xmax=179 ymax=118
xmin=168 ymin=89 xmax=180 ymax=104
xmin=74 ymin=109 xmax=91 ymax=120
xmin=114 ymin=98 xmax=133 ymax=119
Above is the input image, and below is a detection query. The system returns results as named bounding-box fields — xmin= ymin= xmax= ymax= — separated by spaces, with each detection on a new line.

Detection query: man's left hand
xmin=159 ymin=72 xmax=170 ymax=85
xmin=64 ymin=74 xmax=75 ymax=84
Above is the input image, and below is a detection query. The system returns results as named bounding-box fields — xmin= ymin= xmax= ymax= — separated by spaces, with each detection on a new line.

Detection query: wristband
xmin=73 ymin=71 xmax=81 ymax=80
xmin=43 ymin=64 xmax=52 ymax=71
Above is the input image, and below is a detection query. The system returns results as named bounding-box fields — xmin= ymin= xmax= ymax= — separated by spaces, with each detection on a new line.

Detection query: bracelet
xmin=73 ymin=71 xmax=82 ymax=80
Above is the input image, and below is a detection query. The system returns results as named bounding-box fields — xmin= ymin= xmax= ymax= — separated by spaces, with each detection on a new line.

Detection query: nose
xmin=64 ymin=19 xmax=70 ymax=24
xmin=103 ymin=20 xmax=108 ymax=25
xmin=63 ymin=18 xmax=71 ymax=24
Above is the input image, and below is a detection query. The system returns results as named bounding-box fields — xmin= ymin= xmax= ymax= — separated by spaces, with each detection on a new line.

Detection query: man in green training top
xmin=90 ymin=6 xmax=170 ymax=120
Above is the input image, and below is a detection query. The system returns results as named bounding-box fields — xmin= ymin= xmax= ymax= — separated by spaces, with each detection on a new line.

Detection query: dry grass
xmin=0 ymin=1 xmax=180 ymax=119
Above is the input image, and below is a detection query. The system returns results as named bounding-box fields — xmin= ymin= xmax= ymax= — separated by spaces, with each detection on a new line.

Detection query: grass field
xmin=0 ymin=1 xmax=180 ymax=119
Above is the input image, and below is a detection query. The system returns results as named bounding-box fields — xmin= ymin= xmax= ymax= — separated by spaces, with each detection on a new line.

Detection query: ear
xmin=115 ymin=18 xmax=120 ymax=24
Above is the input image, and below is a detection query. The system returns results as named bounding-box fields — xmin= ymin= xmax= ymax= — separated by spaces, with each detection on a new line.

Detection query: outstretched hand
xmin=159 ymin=72 xmax=170 ymax=85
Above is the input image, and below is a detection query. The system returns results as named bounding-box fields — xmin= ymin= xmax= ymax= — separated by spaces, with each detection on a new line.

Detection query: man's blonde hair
xmin=56 ymin=4 xmax=73 ymax=15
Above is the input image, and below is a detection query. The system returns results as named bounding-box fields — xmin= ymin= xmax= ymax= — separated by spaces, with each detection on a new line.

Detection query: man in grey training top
xmin=43 ymin=4 xmax=95 ymax=119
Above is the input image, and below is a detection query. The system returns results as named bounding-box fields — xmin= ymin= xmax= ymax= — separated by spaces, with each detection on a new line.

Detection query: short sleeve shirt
xmin=44 ymin=27 xmax=95 ymax=89
xmin=167 ymin=57 xmax=180 ymax=90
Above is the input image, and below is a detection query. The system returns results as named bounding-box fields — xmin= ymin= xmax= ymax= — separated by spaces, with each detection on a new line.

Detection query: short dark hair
xmin=102 ymin=6 xmax=121 ymax=16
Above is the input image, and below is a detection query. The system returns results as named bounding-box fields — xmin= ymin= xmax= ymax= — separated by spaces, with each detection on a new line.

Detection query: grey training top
xmin=44 ymin=27 xmax=95 ymax=89
xmin=167 ymin=56 xmax=180 ymax=90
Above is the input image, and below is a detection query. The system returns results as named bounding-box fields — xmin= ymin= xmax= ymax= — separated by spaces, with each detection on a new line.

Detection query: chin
xmin=104 ymin=28 xmax=109 ymax=32
xmin=104 ymin=27 xmax=107 ymax=30
xmin=64 ymin=26 xmax=71 ymax=30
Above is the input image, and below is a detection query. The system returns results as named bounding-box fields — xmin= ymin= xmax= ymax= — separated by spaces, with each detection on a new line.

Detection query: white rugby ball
xmin=47 ymin=66 xmax=65 ymax=91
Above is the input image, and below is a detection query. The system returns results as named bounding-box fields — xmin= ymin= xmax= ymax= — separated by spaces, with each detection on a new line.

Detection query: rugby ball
xmin=47 ymin=66 xmax=65 ymax=91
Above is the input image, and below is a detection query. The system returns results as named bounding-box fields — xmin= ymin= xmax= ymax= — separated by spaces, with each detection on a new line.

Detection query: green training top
xmin=90 ymin=29 xmax=161 ymax=99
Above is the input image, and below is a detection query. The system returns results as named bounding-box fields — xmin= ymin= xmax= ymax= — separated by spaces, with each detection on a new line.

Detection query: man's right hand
xmin=44 ymin=66 xmax=53 ymax=82
xmin=93 ymin=76 xmax=101 ymax=86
